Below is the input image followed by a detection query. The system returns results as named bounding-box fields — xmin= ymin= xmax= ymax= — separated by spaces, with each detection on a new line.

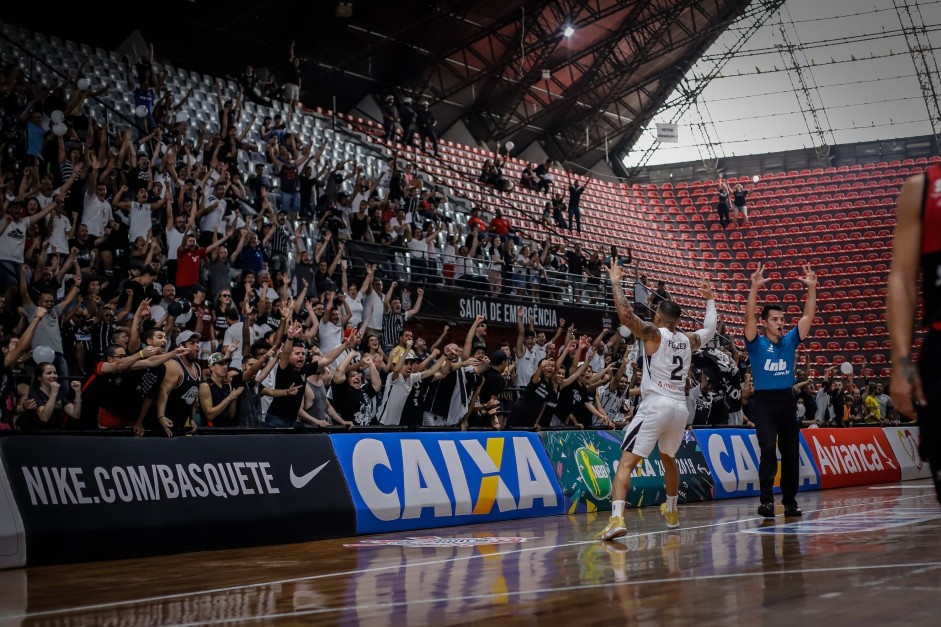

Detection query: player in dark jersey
xmin=888 ymin=165 xmax=941 ymax=501
xmin=155 ymin=330 xmax=202 ymax=436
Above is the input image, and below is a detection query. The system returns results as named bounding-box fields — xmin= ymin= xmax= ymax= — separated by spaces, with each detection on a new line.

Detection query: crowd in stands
xmin=0 ymin=33 xmax=910 ymax=435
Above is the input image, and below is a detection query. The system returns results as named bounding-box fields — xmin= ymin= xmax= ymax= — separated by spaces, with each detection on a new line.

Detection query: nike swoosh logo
xmin=289 ymin=460 xmax=331 ymax=489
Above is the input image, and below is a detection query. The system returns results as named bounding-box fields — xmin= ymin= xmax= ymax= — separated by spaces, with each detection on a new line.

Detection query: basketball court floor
xmin=3 ymin=480 xmax=939 ymax=626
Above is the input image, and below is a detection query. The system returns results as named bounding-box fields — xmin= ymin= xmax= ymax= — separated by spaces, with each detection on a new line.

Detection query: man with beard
xmin=263 ymin=318 xmax=306 ymax=428
xmin=83 ymin=325 xmax=186 ymax=431
xmin=155 ymin=330 xmax=203 ymax=436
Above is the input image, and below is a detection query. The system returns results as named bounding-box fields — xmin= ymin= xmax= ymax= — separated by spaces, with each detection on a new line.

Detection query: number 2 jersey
xmin=640 ymin=328 xmax=691 ymax=402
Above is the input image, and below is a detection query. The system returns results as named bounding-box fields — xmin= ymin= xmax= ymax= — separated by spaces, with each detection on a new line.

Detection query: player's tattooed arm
xmin=606 ymin=264 xmax=658 ymax=340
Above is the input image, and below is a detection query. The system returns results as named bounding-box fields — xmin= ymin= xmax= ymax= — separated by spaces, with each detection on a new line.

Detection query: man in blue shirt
xmin=744 ymin=262 xmax=817 ymax=518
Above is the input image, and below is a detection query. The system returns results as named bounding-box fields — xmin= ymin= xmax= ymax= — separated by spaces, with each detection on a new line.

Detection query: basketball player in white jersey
xmin=598 ymin=265 xmax=716 ymax=540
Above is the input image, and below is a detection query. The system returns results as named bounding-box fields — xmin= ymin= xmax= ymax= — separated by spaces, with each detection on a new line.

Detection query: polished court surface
xmin=4 ymin=480 xmax=940 ymax=626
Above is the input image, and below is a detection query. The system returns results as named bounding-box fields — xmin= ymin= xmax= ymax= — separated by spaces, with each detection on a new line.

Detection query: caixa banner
xmin=330 ymin=432 xmax=563 ymax=534
xmin=803 ymin=428 xmax=901 ymax=489
xmin=0 ymin=435 xmax=355 ymax=566
xmin=697 ymin=428 xmax=821 ymax=500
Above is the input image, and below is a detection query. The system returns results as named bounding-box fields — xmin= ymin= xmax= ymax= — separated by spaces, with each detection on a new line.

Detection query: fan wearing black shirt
xmin=264 ymin=318 xmax=306 ymax=428
xmin=331 ymin=351 xmax=381 ymax=425
xmin=467 ymin=350 xmax=509 ymax=429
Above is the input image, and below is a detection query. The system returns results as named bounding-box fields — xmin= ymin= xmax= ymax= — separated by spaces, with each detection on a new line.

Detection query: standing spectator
xmin=717 ymin=176 xmax=731 ymax=229
xmin=380 ymin=95 xmax=398 ymax=142
xmin=468 ymin=350 xmax=509 ymax=429
xmin=264 ymin=318 xmax=306 ymax=427
xmin=199 ymin=352 xmax=244 ymax=427
xmin=649 ymin=280 xmax=673 ymax=310
xmin=566 ymin=170 xmax=591 ymax=234
xmin=175 ymin=230 xmax=233 ymax=297
xmin=732 ymin=182 xmax=749 ymax=226
xmin=331 ymin=352 xmax=382 ymax=425
xmin=82 ymin=157 xmax=113 ymax=240
xmin=398 ymin=98 xmax=418 ymax=147
xmin=155 ymin=331 xmax=202 ymax=436
xmin=0 ymin=200 xmax=55 ymax=302
xmin=633 ymin=270 xmax=650 ymax=317
xmin=565 ymin=243 xmax=587 ymax=301
xmin=0 ymin=307 xmax=48 ymax=429
xmin=382 ymin=284 xmax=423 ymax=352
xmin=377 ymin=352 xmax=442 ymax=426
xmin=20 ymin=362 xmax=82 ymax=430
xmin=283 ymin=41 xmax=303 ymax=109
xmin=20 ymin=267 xmax=81 ymax=377
xmin=417 ymin=100 xmax=438 ymax=156
xmin=265 ymin=211 xmax=294 ymax=274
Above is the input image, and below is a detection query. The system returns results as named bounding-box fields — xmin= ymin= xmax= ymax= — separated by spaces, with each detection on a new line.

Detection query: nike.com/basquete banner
xmin=0 ymin=435 xmax=355 ymax=565
xmin=330 ymin=432 xmax=564 ymax=533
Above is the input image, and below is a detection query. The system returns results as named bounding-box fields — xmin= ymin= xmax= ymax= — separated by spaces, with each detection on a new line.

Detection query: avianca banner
xmin=330 ymin=432 xmax=563 ymax=534
xmin=883 ymin=426 xmax=931 ymax=481
xmin=698 ymin=428 xmax=820 ymax=500
xmin=803 ymin=428 xmax=901 ymax=489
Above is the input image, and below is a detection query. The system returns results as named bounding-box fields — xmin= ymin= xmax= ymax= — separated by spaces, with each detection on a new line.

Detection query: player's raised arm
xmin=688 ymin=274 xmax=717 ymax=352
xmin=796 ymin=263 xmax=817 ymax=341
xmin=606 ymin=264 xmax=658 ymax=341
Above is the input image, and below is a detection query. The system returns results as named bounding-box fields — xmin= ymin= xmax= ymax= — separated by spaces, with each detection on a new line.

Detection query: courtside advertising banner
xmin=698 ymin=428 xmax=821 ymax=499
xmin=330 ymin=432 xmax=563 ymax=533
xmin=803 ymin=428 xmax=901 ymax=489
xmin=883 ymin=426 xmax=931 ymax=481
xmin=0 ymin=448 xmax=26 ymax=569
xmin=539 ymin=429 xmax=714 ymax=514
xmin=0 ymin=435 xmax=354 ymax=565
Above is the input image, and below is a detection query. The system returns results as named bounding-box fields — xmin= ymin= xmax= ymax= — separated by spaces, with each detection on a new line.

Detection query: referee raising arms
xmin=744 ymin=262 xmax=817 ymax=518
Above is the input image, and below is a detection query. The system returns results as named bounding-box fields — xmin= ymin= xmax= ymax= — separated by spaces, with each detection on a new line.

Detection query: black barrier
xmin=0 ymin=435 xmax=355 ymax=565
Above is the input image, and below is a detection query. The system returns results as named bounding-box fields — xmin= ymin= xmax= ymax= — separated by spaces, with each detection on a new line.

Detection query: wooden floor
xmin=4 ymin=481 xmax=941 ymax=626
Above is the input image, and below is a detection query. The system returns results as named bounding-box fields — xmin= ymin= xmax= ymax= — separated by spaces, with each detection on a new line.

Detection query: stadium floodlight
xmin=563 ymin=26 xmax=575 ymax=37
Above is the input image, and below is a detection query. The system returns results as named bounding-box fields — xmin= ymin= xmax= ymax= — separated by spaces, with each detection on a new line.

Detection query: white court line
xmin=7 ymin=491 xmax=934 ymax=620
xmin=868 ymin=485 xmax=935 ymax=489
xmin=168 ymin=560 xmax=941 ymax=626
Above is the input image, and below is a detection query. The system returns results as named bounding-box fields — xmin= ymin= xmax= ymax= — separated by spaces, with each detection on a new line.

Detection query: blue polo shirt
xmin=745 ymin=327 xmax=802 ymax=391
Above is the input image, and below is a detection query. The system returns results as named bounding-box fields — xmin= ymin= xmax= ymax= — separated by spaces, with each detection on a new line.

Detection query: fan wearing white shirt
xmin=377 ymin=350 xmax=445 ymax=426
xmin=112 ymin=185 xmax=167 ymax=243
xmin=81 ymin=159 xmax=113 ymax=238
xmin=319 ymin=291 xmax=352 ymax=358
xmin=198 ymin=181 xmax=228 ymax=243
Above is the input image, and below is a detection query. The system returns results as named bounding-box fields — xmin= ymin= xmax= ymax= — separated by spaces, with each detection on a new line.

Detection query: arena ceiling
xmin=2 ymin=0 xmax=759 ymax=171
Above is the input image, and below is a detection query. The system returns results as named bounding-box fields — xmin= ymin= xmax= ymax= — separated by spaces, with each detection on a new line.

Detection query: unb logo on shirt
xmin=574 ymin=446 xmax=611 ymax=500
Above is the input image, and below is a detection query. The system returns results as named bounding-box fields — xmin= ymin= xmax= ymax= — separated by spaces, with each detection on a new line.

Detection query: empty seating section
xmin=2 ymin=19 xmax=927 ymax=377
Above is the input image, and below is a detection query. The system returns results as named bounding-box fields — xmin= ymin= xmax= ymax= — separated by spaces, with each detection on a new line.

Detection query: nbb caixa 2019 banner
xmin=539 ymin=429 xmax=715 ymax=514
xmin=330 ymin=432 xmax=564 ymax=533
